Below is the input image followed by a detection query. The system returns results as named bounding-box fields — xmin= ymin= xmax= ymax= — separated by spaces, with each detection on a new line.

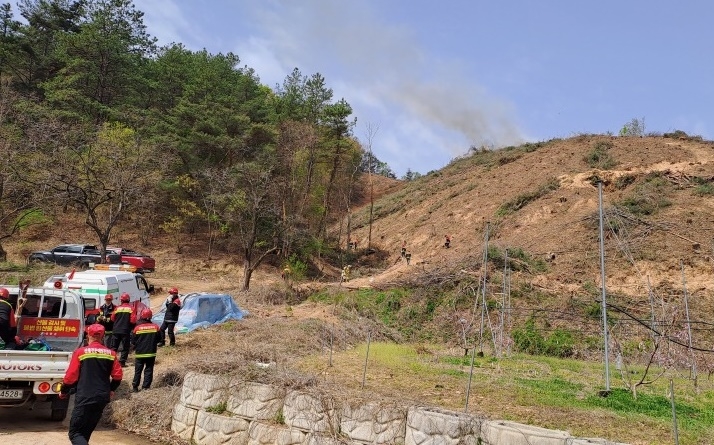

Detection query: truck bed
xmin=0 ymin=350 xmax=72 ymax=381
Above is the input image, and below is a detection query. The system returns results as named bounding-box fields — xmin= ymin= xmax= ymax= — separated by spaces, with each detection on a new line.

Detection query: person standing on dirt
xmin=444 ymin=235 xmax=451 ymax=248
xmin=97 ymin=294 xmax=115 ymax=348
xmin=341 ymin=265 xmax=351 ymax=283
xmin=130 ymin=308 xmax=161 ymax=392
xmin=110 ymin=293 xmax=136 ymax=367
xmin=60 ymin=323 xmax=122 ymax=445
xmin=0 ymin=288 xmax=16 ymax=347
xmin=401 ymin=241 xmax=407 ymax=258
xmin=158 ymin=288 xmax=181 ymax=347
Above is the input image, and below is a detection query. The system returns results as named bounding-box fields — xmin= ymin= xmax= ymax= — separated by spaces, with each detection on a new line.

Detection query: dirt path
xmin=0 ymin=401 xmax=147 ymax=444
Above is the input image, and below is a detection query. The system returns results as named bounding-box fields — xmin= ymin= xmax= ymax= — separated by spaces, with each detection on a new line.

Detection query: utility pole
xmin=478 ymin=222 xmax=490 ymax=355
xmin=681 ymin=261 xmax=697 ymax=388
xmin=598 ymin=182 xmax=610 ymax=393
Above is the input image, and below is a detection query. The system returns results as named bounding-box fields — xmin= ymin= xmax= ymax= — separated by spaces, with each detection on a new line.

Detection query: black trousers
xmin=132 ymin=356 xmax=156 ymax=389
xmin=160 ymin=321 xmax=176 ymax=345
xmin=103 ymin=332 xmax=113 ymax=348
xmin=68 ymin=401 xmax=107 ymax=445
xmin=0 ymin=322 xmax=13 ymax=345
xmin=112 ymin=333 xmax=131 ymax=363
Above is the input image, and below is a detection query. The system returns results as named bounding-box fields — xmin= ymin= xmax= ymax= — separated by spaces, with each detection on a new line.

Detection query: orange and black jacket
xmin=61 ymin=341 xmax=122 ymax=406
xmin=110 ymin=303 xmax=136 ymax=334
xmin=131 ymin=320 xmax=161 ymax=358
xmin=0 ymin=299 xmax=16 ymax=327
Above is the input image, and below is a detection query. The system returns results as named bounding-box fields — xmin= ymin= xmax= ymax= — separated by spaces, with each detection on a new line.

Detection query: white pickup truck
xmin=0 ymin=286 xmax=85 ymax=421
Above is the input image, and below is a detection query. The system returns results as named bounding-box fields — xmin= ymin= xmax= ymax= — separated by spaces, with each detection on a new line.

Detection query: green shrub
xmin=512 ymin=318 xmax=575 ymax=358
xmin=496 ymin=178 xmax=560 ymax=217
xmin=284 ymin=254 xmax=308 ymax=281
xmin=693 ymin=177 xmax=714 ymax=196
xmin=584 ymin=141 xmax=617 ymax=169
xmin=616 ymin=172 xmax=672 ymax=216
xmin=614 ymin=174 xmax=636 ymax=190
xmin=619 ymin=118 xmax=645 ymax=137
xmin=487 ymin=246 xmax=547 ymax=273
xmin=205 ymin=402 xmax=227 ymax=414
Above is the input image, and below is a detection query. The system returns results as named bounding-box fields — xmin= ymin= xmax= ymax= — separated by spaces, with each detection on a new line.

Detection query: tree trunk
xmin=242 ymin=261 xmax=253 ymax=291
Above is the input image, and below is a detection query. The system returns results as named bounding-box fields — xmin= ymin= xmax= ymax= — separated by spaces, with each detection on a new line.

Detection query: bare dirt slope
xmin=346 ymin=136 xmax=714 ymax=300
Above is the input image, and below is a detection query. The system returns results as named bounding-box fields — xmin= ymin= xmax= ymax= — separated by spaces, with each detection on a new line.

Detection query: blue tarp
xmin=153 ymin=293 xmax=246 ymax=334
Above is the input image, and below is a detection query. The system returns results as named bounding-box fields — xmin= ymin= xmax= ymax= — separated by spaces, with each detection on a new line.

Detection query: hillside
xmin=345 ymin=135 xmax=714 ymax=331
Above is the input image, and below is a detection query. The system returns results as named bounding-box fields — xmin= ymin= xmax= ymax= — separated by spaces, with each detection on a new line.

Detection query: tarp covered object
xmin=153 ymin=293 xmax=246 ymax=334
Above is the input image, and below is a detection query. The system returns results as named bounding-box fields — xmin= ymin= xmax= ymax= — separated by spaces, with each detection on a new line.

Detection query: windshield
xmin=17 ymin=291 xmax=83 ymax=351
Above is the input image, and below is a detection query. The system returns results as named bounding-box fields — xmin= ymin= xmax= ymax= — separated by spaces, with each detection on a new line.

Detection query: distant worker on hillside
xmin=401 ymin=241 xmax=407 ymax=258
xmin=341 ymin=265 xmax=351 ymax=283
xmin=405 ymin=252 xmax=412 ymax=265
xmin=444 ymin=235 xmax=451 ymax=249
xmin=281 ymin=265 xmax=291 ymax=281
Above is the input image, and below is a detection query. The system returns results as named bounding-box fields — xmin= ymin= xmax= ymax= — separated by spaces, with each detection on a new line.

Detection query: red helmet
xmin=169 ymin=287 xmax=179 ymax=295
xmin=141 ymin=308 xmax=153 ymax=320
xmin=120 ymin=292 xmax=130 ymax=303
xmin=104 ymin=294 xmax=113 ymax=301
xmin=87 ymin=323 xmax=105 ymax=337
xmin=0 ymin=288 xmax=8 ymax=299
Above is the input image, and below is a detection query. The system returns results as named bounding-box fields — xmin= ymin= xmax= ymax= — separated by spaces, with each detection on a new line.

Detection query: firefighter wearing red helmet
xmin=0 ymin=287 xmax=16 ymax=346
xmin=158 ymin=287 xmax=181 ymax=347
xmin=130 ymin=308 xmax=161 ymax=391
xmin=61 ymin=323 xmax=122 ymax=444
xmin=110 ymin=292 xmax=136 ymax=367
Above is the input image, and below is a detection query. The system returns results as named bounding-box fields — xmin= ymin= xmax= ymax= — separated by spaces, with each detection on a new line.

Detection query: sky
xmin=109 ymin=1 xmax=714 ymax=176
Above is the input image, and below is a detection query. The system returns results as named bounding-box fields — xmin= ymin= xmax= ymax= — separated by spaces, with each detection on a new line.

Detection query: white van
xmin=44 ymin=267 xmax=153 ymax=316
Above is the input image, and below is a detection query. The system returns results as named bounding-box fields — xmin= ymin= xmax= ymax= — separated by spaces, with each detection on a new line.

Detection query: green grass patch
xmin=298 ymin=342 xmax=714 ymax=444
xmin=616 ymin=171 xmax=672 ymax=216
xmin=205 ymin=401 xmax=228 ymax=414
xmin=496 ymin=178 xmax=560 ymax=217
xmin=584 ymin=140 xmax=617 ymax=169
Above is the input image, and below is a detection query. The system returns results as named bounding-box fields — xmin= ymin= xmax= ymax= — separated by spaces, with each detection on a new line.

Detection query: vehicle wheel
xmin=51 ymin=393 xmax=70 ymax=421
xmin=79 ymin=261 xmax=90 ymax=270
xmin=50 ymin=408 xmax=67 ymax=421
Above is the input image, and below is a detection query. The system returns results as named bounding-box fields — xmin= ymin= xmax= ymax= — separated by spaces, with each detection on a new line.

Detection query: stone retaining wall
xmin=172 ymin=372 xmax=629 ymax=445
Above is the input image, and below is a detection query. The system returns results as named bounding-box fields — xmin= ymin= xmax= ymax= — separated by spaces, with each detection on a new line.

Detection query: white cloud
xmin=233 ymin=1 xmax=523 ymax=175
xmin=136 ymin=0 xmax=203 ymax=49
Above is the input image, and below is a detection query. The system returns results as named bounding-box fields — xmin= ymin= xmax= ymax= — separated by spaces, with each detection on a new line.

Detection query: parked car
xmin=27 ymin=244 xmax=121 ymax=268
xmin=107 ymin=246 xmax=156 ymax=273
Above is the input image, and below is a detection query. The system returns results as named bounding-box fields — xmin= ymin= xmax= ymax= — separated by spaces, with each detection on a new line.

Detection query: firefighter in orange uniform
xmin=110 ymin=292 xmax=136 ymax=367
xmin=0 ymin=288 xmax=16 ymax=346
xmin=60 ymin=323 xmax=122 ymax=445
xmin=130 ymin=308 xmax=161 ymax=391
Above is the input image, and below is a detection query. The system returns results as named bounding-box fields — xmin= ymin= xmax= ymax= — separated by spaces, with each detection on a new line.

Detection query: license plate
xmin=0 ymin=389 xmax=23 ymax=399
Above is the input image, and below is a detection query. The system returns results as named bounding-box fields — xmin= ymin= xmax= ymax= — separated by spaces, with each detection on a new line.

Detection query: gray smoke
xmin=248 ymin=0 xmax=524 ymax=155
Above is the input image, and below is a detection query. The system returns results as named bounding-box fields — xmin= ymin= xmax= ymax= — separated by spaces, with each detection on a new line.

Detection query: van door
xmin=136 ymin=275 xmax=153 ymax=294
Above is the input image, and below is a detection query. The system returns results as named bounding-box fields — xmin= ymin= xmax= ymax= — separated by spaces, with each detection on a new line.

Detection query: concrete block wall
xmin=172 ymin=372 xmax=629 ymax=445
